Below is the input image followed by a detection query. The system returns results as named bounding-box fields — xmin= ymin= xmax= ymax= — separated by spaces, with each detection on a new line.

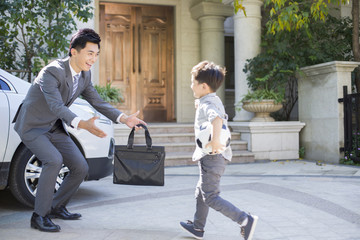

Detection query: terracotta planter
xmin=242 ymin=100 xmax=283 ymax=122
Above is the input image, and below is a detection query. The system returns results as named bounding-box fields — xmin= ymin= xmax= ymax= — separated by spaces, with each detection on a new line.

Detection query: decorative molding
xmin=190 ymin=1 xmax=234 ymax=20
xmin=230 ymin=121 xmax=306 ymax=134
xmin=300 ymin=61 xmax=360 ymax=77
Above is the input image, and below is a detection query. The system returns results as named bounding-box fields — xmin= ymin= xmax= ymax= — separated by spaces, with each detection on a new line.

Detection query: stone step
xmin=116 ymin=131 xmax=241 ymax=144
xmin=135 ymin=132 xmax=240 ymax=143
xmin=139 ymin=123 xmax=195 ymax=133
xmin=113 ymin=123 xmax=254 ymax=166
xmin=145 ymin=123 xmax=243 ymax=134
xmin=157 ymin=140 xmax=248 ymax=152
xmin=114 ymin=124 xmax=240 ymax=140
xmin=164 ymin=150 xmax=255 ymax=166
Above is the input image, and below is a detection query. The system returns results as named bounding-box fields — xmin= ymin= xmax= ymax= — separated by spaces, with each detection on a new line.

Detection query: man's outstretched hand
xmin=78 ymin=111 xmax=146 ymax=138
xmin=78 ymin=116 xmax=107 ymax=138
xmin=120 ymin=110 xmax=147 ymax=130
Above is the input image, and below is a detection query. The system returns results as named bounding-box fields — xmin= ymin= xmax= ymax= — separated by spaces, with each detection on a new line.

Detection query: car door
xmin=0 ymin=78 xmax=10 ymax=162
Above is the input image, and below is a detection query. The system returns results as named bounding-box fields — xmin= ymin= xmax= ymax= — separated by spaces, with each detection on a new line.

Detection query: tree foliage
xmin=0 ymin=0 xmax=93 ymax=82
xmin=232 ymin=0 xmax=360 ymax=93
xmin=232 ymin=0 xmax=349 ymax=34
xmin=244 ymin=11 xmax=353 ymax=120
xmin=264 ymin=0 xmax=349 ymax=34
xmin=230 ymin=0 xmax=356 ymax=119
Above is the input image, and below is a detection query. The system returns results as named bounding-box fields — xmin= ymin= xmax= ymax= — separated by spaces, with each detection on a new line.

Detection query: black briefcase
xmin=113 ymin=124 xmax=165 ymax=186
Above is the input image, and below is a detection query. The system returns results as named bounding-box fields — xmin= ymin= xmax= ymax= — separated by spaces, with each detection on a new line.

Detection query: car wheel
xmin=9 ymin=145 xmax=69 ymax=208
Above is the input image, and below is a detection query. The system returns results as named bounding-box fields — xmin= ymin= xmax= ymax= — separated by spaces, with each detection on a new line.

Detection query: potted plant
xmin=239 ymin=66 xmax=285 ymax=122
xmin=94 ymin=83 xmax=124 ymax=106
xmin=241 ymin=89 xmax=284 ymax=122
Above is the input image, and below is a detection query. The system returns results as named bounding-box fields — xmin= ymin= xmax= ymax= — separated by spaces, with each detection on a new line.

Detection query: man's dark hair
xmin=68 ymin=28 xmax=101 ymax=56
xmin=191 ymin=61 xmax=226 ymax=92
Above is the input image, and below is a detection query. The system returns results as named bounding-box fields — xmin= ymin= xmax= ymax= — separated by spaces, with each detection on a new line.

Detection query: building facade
xmin=76 ymin=0 xmax=263 ymax=123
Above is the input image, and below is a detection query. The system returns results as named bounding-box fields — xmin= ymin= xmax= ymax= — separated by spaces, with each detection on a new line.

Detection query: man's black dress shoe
xmin=49 ymin=206 xmax=82 ymax=220
xmin=31 ymin=212 xmax=61 ymax=232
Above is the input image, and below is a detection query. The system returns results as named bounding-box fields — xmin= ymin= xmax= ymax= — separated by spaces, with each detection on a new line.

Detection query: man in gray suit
xmin=14 ymin=29 xmax=145 ymax=232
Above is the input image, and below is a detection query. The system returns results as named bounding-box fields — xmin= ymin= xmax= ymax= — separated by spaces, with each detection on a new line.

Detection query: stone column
xmin=298 ymin=61 xmax=360 ymax=163
xmin=190 ymin=1 xmax=233 ymax=101
xmin=233 ymin=0 xmax=263 ymax=121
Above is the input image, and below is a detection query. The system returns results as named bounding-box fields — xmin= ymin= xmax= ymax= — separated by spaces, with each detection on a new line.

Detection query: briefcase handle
xmin=127 ymin=124 xmax=152 ymax=150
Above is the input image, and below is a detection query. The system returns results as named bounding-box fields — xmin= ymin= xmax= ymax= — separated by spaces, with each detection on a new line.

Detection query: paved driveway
xmin=1 ymin=160 xmax=360 ymax=240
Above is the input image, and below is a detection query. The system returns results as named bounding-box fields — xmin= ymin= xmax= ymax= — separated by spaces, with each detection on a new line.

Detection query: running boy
xmin=180 ymin=61 xmax=258 ymax=240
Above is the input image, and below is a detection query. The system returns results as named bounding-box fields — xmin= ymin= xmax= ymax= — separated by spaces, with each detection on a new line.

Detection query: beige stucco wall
xmin=77 ymin=0 xmax=201 ymax=123
xmin=298 ymin=61 xmax=360 ymax=163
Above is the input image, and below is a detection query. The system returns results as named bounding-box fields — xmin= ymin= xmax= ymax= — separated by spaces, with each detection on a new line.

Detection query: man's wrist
xmin=71 ymin=117 xmax=82 ymax=129
xmin=119 ymin=113 xmax=128 ymax=124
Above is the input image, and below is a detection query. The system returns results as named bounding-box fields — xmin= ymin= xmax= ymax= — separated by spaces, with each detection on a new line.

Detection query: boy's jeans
xmin=193 ymin=154 xmax=247 ymax=230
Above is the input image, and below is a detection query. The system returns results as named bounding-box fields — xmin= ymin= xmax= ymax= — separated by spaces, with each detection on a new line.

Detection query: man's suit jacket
xmin=14 ymin=57 xmax=122 ymax=142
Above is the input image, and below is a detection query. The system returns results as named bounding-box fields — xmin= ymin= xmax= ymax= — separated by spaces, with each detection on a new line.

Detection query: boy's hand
xmin=205 ymin=140 xmax=226 ymax=154
xmin=206 ymin=116 xmax=225 ymax=154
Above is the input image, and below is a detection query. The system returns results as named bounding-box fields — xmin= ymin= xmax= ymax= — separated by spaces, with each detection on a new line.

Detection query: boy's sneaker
xmin=240 ymin=214 xmax=258 ymax=240
xmin=180 ymin=220 xmax=204 ymax=239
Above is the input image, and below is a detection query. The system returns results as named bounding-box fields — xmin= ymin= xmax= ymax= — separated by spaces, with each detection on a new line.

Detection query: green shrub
xmin=241 ymin=89 xmax=284 ymax=104
xmin=94 ymin=83 xmax=124 ymax=104
xmin=341 ymin=131 xmax=360 ymax=166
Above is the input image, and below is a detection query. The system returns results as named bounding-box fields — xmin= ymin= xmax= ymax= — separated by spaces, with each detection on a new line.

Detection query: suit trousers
xmin=23 ymin=127 xmax=89 ymax=217
xmin=193 ymin=154 xmax=247 ymax=230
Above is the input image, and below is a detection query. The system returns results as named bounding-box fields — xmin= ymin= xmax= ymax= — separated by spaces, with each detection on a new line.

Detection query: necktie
xmin=72 ymin=74 xmax=79 ymax=98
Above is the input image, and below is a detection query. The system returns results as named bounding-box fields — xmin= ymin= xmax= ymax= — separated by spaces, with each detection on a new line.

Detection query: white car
xmin=0 ymin=68 xmax=115 ymax=207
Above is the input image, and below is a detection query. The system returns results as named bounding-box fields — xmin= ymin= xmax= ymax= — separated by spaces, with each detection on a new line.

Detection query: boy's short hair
xmin=68 ymin=28 xmax=101 ymax=56
xmin=191 ymin=61 xmax=226 ymax=92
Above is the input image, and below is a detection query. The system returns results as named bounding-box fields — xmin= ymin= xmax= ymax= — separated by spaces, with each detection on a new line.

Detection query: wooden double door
xmin=99 ymin=3 xmax=174 ymax=122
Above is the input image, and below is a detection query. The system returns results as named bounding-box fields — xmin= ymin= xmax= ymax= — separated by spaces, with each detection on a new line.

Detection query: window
xmin=0 ymin=79 xmax=11 ymax=91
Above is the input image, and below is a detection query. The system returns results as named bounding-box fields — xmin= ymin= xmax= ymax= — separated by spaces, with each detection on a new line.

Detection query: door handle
xmin=138 ymin=24 xmax=141 ymax=73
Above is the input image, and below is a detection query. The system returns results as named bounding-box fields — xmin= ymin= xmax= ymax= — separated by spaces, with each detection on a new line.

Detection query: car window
xmin=0 ymin=79 xmax=11 ymax=91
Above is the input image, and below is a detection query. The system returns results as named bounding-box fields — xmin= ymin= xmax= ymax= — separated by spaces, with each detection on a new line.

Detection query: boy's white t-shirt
xmin=192 ymin=93 xmax=232 ymax=161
